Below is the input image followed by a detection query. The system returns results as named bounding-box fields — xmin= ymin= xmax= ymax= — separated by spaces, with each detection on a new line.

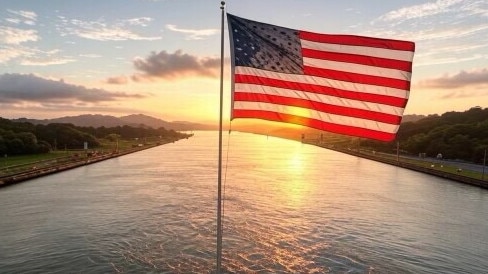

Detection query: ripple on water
xmin=1 ymin=132 xmax=488 ymax=273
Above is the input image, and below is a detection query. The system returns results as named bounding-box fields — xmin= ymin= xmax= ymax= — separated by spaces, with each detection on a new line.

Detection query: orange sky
xmin=1 ymin=0 xmax=487 ymax=124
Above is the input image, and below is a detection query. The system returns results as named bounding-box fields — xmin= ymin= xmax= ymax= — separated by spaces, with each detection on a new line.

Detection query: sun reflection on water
xmin=224 ymin=133 xmax=330 ymax=272
xmin=233 ymin=133 xmax=319 ymax=210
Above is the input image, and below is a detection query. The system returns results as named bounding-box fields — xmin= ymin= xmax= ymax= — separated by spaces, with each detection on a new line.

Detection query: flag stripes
xmin=303 ymin=57 xmax=411 ymax=80
xmin=233 ymin=109 xmax=398 ymax=141
xmin=301 ymin=49 xmax=413 ymax=72
xmin=234 ymin=68 xmax=409 ymax=108
xmin=234 ymin=83 xmax=406 ymax=115
xmin=300 ymin=31 xmax=416 ymax=53
xmin=233 ymin=92 xmax=403 ymax=124
xmin=303 ymin=66 xmax=411 ymax=90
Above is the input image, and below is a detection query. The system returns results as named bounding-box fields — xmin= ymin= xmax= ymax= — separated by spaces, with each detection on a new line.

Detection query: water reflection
xmin=255 ymin=136 xmax=313 ymax=208
xmin=0 ymin=131 xmax=487 ymax=273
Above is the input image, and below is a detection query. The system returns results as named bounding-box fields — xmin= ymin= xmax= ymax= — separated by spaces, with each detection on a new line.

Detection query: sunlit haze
xmin=1 ymin=0 xmax=487 ymax=124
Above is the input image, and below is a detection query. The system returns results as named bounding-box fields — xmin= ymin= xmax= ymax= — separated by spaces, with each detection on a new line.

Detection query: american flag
xmin=227 ymin=14 xmax=415 ymax=142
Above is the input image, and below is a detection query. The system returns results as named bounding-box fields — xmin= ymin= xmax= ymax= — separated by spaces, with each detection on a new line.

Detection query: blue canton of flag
xmin=228 ymin=14 xmax=303 ymax=74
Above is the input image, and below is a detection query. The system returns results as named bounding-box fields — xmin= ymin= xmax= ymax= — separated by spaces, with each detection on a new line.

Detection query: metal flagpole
xmin=217 ymin=1 xmax=225 ymax=273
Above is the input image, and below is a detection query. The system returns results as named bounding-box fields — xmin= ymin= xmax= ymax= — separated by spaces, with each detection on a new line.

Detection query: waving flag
xmin=227 ymin=14 xmax=415 ymax=141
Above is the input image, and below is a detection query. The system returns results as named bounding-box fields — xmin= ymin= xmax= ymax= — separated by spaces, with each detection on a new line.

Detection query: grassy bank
xmin=304 ymin=140 xmax=488 ymax=189
xmin=0 ymin=135 xmax=191 ymax=187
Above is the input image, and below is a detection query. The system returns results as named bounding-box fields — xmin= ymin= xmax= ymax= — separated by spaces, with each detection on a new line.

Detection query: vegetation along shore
xmin=0 ymin=117 xmax=192 ymax=187
xmin=300 ymin=107 xmax=488 ymax=189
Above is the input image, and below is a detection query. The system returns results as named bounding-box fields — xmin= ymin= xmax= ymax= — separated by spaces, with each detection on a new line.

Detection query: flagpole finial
xmin=221 ymin=1 xmax=225 ymax=8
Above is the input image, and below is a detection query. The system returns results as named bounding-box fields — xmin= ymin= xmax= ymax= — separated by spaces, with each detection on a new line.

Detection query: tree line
xmin=361 ymin=107 xmax=488 ymax=163
xmin=0 ymin=117 xmax=189 ymax=155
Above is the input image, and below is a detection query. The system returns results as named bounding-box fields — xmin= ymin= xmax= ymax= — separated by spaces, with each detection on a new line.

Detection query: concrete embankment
xmin=0 ymin=143 xmax=163 ymax=188
xmin=310 ymin=143 xmax=488 ymax=190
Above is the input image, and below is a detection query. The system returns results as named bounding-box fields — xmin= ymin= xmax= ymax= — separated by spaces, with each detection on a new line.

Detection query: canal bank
xmin=0 ymin=138 xmax=187 ymax=188
xmin=309 ymin=142 xmax=488 ymax=190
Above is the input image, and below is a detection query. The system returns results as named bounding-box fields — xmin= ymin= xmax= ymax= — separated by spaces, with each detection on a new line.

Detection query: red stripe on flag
xmin=299 ymin=31 xmax=416 ymax=51
xmin=303 ymin=66 xmax=411 ymax=90
xmin=232 ymin=109 xmax=397 ymax=141
xmin=234 ymin=92 xmax=402 ymax=124
xmin=235 ymin=74 xmax=408 ymax=108
xmin=302 ymin=48 xmax=413 ymax=72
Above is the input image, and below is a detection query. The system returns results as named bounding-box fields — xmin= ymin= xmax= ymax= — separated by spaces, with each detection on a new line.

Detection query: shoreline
xmin=307 ymin=141 xmax=488 ymax=190
xmin=0 ymin=142 xmax=171 ymax=188
xmin=3 ymin=133 xmax=486 ymax=190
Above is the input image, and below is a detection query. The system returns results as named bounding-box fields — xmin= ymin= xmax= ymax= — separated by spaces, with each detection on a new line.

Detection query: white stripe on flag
xmin=303 ymin=57 xmax=412 ymax=80
xmin=301 ymin=39 xmax=415 ymax=61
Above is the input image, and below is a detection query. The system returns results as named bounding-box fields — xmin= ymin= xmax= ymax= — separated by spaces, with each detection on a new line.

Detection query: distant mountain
xmin=17 ymin=114 xmax=131 ymax=128
xmin=13 ymin=114 xmax=215 ymax=131
xmin=401 ymin=114 xmax=426 ymax=123
xmin=119 ymin=114 xmax=215 ymax=131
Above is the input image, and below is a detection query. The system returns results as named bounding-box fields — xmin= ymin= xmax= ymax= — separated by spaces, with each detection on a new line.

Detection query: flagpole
xmin=217 ymin=1 xmax=225 ymax=273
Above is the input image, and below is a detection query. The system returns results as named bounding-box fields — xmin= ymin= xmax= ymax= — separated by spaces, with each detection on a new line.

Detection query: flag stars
xmin=228 ymin=14 xmax=303 ymax=74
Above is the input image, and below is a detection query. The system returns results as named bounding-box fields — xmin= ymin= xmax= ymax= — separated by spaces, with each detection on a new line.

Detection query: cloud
xmin=6 ymin=9 xmax=37 ymax=25
xmin=7 ymin=10 xmax=37 ymax=21
xmin=418 ymin=68 xmax=488 ymax=89
xmin=166 ymin=24 xmax=218 ymax=40
xmin=0 ymin=45 xmax=75 ymax=66
xmin=0 ymin=73 xmax=146 ymax=104
xmin=366 ymin=0 xmax=488 ymax=69
xmin=0 ymin=46 xmax=31 ymax=63
xmin=57 ymin=16 xmax=161 ymax=41
xmin=125 ymin=17 xmax=153 ymax=27
xmin=79 ymin=54 xmax=102 ymax=58
xmin=105 ymin=76 xmax=129 ymax=85
xmin=438 ymin=90 xmax=488 ymax=100
xmin=5 ymin=18 xmax=21 ymax=24
xmin=0 ymin=26 xmax=38 ymax=44
xmin=376 ymin=0 xmax=463 ymax=23
xmin=20 ymin=57 xmax=76 ymax=66
xmin=132 ymin=50 xmax=220 ymax=80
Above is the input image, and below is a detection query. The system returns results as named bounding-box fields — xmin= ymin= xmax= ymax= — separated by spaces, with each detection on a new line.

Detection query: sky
xmin=1 ymin=0 xmax=487 ymax=124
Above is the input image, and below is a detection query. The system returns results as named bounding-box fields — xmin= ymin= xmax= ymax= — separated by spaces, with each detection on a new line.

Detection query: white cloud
xmin=0 ymin=26 xmax=38 ymax=44
xmin=0 ymin=45 xmax=75 ymax=66
xmin=414 ymin=53 xmax=487 ymax=67
xmin=364 ymin=0 xmax=488 ymax=69
xmin=79 ymin=54 xmax=102 ymax=58
xmin=57 ymin=17 xmax=161 ymax=41
xmin=7 ymin=9 xmax=37 ymax=21
xmin=0 ymin=46 xmax=32 ymax=63
xmin=368 ymin=22 xmax=488 ymax=43
xmin=5 ymin=18 xmax=21 ymax=24
xmin=459 ymin=0 xmax=488 ymax=17
xmin=166 ymin=24 xmax=218 ymax=40
xmin=376 ymin=0 xmax=463 ymax=23
xmin=125 ymin=17 xmax=153 ymax=27
xmin=20 ymin=57 xmax=76 ymax=66
xmin=6 ymin=9 xmax=37 ymax=25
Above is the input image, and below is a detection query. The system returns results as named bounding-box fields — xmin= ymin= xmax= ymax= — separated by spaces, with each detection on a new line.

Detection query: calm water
xmin=1 ymin=131 xmax=487 ymax=273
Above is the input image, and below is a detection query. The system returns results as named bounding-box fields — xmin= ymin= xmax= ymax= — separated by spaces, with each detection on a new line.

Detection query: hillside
xmin=361 ymin=107 xmax=488 ymax=163
xmin=13 ymin=114 xmax=216 ymax=131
